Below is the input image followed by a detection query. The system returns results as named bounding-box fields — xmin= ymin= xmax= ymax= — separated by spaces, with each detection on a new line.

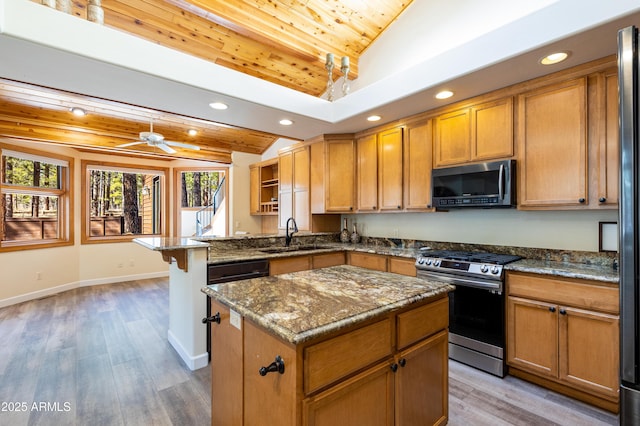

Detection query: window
xmin=0 ymin=144 xmax=73 ymax=251
xmin=174 ymin=168 xmax=227 ymax=237
xmin=82 ymin=161 xmax=168 ymax=243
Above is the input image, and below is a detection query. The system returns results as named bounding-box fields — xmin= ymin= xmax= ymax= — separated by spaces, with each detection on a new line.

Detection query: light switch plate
xmin=230 ymin=309 xmax=241 ymax=330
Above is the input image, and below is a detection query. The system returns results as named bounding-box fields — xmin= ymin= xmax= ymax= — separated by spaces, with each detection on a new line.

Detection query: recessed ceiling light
xmin=279 ymin=119 xmax=293 ymax=126
xmin=367 ymin=115 xmax=381 ymax=122
xmin=69 ymin=107 xmax=86 ymax=116
xmin=209 ymin=102 xmax=228 ymax=110
xmin=540 ymin=51 xmax=569 ymax=65
xmin=188 ymin=129 xmax=198 ymax=136
xmin=435 ymin=90 xmax=454 ymax=100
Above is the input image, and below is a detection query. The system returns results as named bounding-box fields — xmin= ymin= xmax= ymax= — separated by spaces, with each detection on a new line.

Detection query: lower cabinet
xmin=506 ymin=272 xmax=619 ymax=412
xmin=210 ymin=295 xmax=449 ymax=425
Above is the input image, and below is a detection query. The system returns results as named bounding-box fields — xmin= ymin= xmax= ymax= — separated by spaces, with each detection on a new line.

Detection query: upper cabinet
xmin=356 ymin=133 xmax=379 ymax=212
xmin=434 ymin=97 xmax=513 ymax=167
xmin=310 ymin=135 xmax=356 ymax=213
xmin=518 ymin=78 xmax=588 ymax=208
xmin=404 ymin=120 xmax=434 ymax=210
xmin=249 ymin=159 xmax=279 ymax=215
xmin=279 ymin=145 xmax=310 ymax=231
xmin=378 ymin=127 xmax=404 ymax=211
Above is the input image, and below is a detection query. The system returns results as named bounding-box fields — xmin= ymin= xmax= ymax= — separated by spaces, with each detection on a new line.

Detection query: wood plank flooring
xmin=0 ymin=278 xmax=619 ymax=425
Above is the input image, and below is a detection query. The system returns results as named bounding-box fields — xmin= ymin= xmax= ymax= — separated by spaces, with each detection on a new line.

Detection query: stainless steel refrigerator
xmin=619 ymin=24 xmax=640 ymax=424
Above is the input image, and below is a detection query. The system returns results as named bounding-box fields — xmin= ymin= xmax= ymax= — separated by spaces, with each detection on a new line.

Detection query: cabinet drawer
xmin=507 ymin=272 xmax=618 ymax=314
xmin=348 ymin=252 xmax=387 ymax=272
xmin=397 ymin=297 xmax=448 ymax=349
xmin=388 ymin=257 xmax=417 ymax=277
xmin=312 ymin=252 xmax=345 ymax=269
xmin=304 ymin=319 xmax=392 ymax=395
xmin=270 ymin=256 xmax=311 ymax=275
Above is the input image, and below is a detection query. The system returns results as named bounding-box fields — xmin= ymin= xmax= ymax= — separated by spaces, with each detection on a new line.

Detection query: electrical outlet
xmin=235 ymin=221 xmax=241 ymax=229
xmin=36 ymin=272 xmax=42 ymax=280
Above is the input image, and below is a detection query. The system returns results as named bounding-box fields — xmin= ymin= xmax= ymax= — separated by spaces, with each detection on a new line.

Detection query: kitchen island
xmin=202 ymin=265 xmax=454 ymax=426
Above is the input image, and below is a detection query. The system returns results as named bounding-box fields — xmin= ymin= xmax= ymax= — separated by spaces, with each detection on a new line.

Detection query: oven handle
xmin=417 ymin=270 xmax=503 ymax=293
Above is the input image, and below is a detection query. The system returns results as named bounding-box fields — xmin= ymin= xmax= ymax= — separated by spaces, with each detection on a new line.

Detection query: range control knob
xmin=433 ymin=259 xmax=441 ymax=267
xmin=491 ymin=266 xmax=500 ymax=275
xmin=418 ymin=258 xmax=425 ymax=265
xmin=480 ymin=265 xmax=489 ymax=273
xmin=425 ymin=258 xmax=433 ymax=266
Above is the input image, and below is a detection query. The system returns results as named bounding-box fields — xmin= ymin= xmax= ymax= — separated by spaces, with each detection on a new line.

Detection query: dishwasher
xmin=203 ymin=259 xmax=270 ymax=359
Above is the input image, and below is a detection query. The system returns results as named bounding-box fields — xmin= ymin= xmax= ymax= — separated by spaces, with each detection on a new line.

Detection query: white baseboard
xmin=168 ymin=329 xmax=209 ymax=371
xmin=0 ymin=271 xmax=169 ymax=309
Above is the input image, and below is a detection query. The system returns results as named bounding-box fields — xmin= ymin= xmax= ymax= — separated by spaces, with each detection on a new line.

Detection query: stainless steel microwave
xmin=431 ymin=160 xmax=516 ymax=209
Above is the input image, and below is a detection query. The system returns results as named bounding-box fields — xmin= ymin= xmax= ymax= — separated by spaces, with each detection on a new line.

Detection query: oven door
xmin=448 ymin=285 xmax=505 ymax=349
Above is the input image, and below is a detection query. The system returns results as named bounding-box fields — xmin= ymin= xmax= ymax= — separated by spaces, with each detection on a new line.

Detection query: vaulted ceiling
xmin=2 ymin=1 xmax=640 ymax=162
xmin=0 ymin=0 xmax=411 ymax=162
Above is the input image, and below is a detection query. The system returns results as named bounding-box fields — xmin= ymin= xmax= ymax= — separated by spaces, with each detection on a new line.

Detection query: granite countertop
xmin=202 ymin=265 xmax=454 ymax=345
xmin=506 ymin=259 xmax=619 ymax=284
xmin=134 ymin=237 xmax=209 ymax=251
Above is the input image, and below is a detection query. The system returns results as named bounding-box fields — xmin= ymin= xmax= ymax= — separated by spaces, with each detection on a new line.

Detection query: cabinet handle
xmin=397 ymin=205 xmax=401 ymax=209
xmin=349 ymin=206 xmax=353 ymax=211
xmin=372 ymin=206 xmax=376 ymax=210
xmin=559 ymin=308 xmax=567 ymax=315
xmin=202 ymin=312 xmax=221 ymax=324
xmin=599 ymin=197 xmax=606 ymax=203
xmin=548 ymin=306 xmax=556 ymax=313
xmin=427 ymin=204 xmax=432 ymax=209
xmin=399 ymin=358 xmax=407 ymax=368
xmin=390 ymin=363 xmax=399 ymax=373
xmin=259 ymin=355 xmax=285 ymax=376
xmin=578 ymin=198 xmax=586 ymax=204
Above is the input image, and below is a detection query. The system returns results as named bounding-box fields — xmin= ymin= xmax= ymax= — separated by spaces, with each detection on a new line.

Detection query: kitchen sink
xmin=258 ymin=245 xmax=320 ymax=254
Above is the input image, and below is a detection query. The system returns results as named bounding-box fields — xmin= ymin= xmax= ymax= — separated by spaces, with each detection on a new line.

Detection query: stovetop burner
xmin=421 ymin=250 xmax=521 ymax=265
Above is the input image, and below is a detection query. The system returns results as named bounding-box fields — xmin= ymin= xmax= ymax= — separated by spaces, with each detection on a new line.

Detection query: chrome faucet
xmin=285 ymin=217 xmax=298 ymax=247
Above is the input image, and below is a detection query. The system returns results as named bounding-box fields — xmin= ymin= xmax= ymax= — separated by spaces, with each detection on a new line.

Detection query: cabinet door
xmin=356 ymin=134 xmax=378 ymax=211
xmin=559 ymin=306 xmax=619 ymax=399
xmin=347 ymin=252 xmax=387 ymax=272
xmin=395 ymin=330 xmax=448 ymax=426
xmin=303 ymin=362 xmax=393 ymax=426
xmin=378 ymin=127 xmax=404 ymax=211
xmin=472 ymin=97 xmax=513 ymax=160
xmin=293 ymin=147 xmax=310 ymax=231
xmin=597 ymin=70 xmax=619 ymax=207
xmin=518 ymin=78 xmax=587 ymax=207
xmin=250 ymin=166 xmax=260 ymax=215
xmin=210 ymin=300 xmax=243 ymax=426
xmin=434 ymin=108 xmax=470 ymax=167
xmin=404 ymin=120 xmax=433 ymax=210
xmin=279 ymin=152 xmax=293 ymax=228
xmin=326 ymin=139 xmax=355 ymax=212
xmin=244 ymin=321 xmax=297 ymax=426
xmin=270 ymin=255 xmax=311 ymax=275
xmin=506 ymin=296 xmax=558 ymax=378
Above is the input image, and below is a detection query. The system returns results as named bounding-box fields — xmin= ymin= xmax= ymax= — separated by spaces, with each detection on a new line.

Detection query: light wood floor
xmin=0 ymin=278 xmax=619 ymax=425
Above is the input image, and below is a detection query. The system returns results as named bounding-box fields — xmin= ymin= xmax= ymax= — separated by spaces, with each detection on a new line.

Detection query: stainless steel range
xmin=415 ymin=249 xmax=521 ymax=377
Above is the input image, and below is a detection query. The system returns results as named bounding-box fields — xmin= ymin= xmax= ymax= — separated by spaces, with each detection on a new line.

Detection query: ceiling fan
xmin=117 ymin=119 xmax=200 ymax=154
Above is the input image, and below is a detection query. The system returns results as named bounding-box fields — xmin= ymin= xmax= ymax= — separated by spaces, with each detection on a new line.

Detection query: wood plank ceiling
xmin=5 ymin=0 xmax=413 ymax=162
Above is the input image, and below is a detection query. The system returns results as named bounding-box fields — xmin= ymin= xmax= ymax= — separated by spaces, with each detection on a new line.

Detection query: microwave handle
xmin=498 ymin=163 xmax=504 ymax=199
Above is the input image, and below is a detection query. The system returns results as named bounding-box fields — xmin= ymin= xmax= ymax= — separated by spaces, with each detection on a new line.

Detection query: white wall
xmin=347 ymin=209 xmax=618 ymax=252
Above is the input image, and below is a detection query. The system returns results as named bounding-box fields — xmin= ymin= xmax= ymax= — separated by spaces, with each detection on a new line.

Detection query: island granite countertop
xmin=201 ymin=264 xmax=454 ymax=345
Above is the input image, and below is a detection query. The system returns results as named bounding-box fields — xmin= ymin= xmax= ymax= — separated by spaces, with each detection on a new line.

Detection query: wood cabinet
xmin=404 ymin=120 xmax=434 ymax=210
xmin=356 ymin=133 xmax=378 ymax=212
xmin=250 ymin=159 xmax=279 ymax=215
xmin=279 ymin=145 xmax=310 ymax=230
xmin=270 ymin=251 xmax=345 ymax=275
xmin=434 ymin=97 xmax=513 ymax=167
xmin=506 ymin=272 xmax=619 ymax=412
xmin=209 ymin=292 xmax=449 ymax=426
xmin=310 ymin=136 xmax=356 ymax=213
xmin=378 ymin=127 xmax=404 ymax=211
xmin=347 ymin=252 xmax=387 ymax=272
xmin=517 ymin=78 xmax=588 ymax=208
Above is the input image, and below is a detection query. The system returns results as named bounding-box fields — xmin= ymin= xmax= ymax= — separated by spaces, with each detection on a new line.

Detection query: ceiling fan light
xmin=70 ymin=107 xmax=86 ymax=116
xmin=209 ymin=102 xmax=228 ymax=110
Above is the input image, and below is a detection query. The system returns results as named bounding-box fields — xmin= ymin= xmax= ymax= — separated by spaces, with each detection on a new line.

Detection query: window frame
xmin=0 ymin=142 xmax=74 ymax=252
xmin=81 ymin=160 xmax=169 ymax=244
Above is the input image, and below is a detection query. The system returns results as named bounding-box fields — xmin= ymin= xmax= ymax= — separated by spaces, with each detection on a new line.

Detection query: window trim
xmin=0 ymin=142 xmax=74 ymax=252
xmin=81 ymin=160 xmax=169 ymax=244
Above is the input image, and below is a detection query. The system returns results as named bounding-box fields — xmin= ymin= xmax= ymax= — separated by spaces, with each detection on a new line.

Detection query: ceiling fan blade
xmin=157 ymin=143 xmax=177 ymax=154
xmin=117 ymin=141 xmax=145 ymax=148
xmin=164 ymin=140 xmax=201 ymax=151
